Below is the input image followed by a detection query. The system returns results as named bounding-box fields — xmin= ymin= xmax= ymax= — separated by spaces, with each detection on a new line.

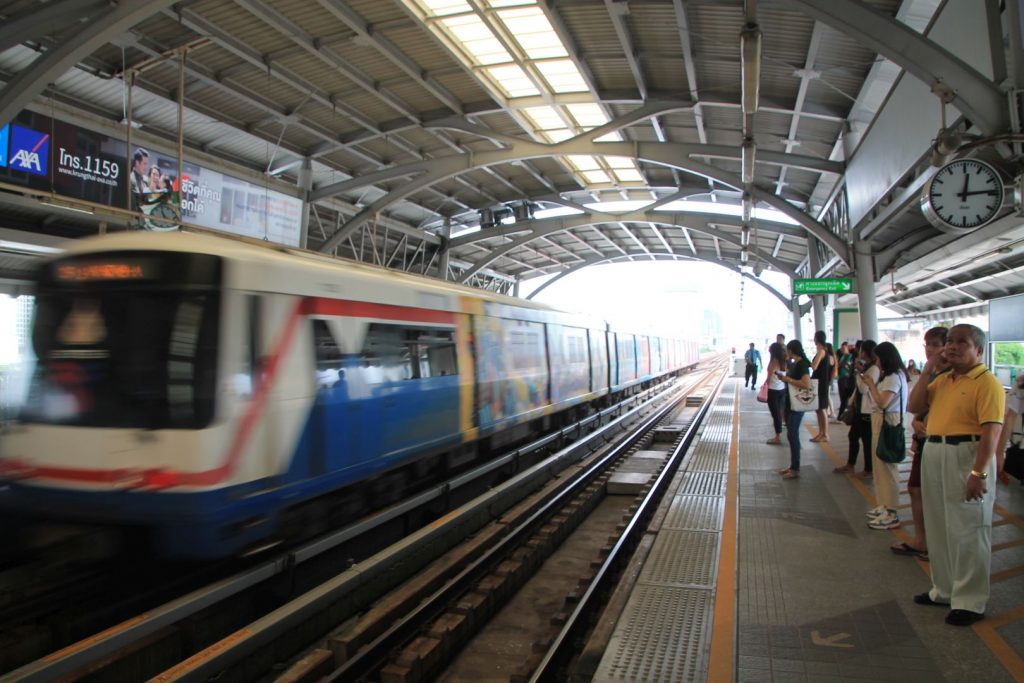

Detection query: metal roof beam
xmin=0 ymin=0 xmax=177 ymax=128
xmin=783 ymin=0 xmax=1006 ymax=135
xmin=0 ymin=0 xmax=110 ymax=54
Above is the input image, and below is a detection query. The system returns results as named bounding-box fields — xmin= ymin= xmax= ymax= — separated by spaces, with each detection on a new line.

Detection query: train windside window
xmin=312 ymin=319 xmax=344 ymax=389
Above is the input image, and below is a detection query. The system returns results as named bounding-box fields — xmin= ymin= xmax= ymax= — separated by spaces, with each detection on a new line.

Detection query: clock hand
xmin=962 ymin=189 xmax=998 ymax=196
xmin=959 ymin=173 xmax=970 ymax=201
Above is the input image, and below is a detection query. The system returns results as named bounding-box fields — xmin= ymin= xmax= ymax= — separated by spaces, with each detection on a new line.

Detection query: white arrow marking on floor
xmin=811 ymin=630 xmax=854 ymax=648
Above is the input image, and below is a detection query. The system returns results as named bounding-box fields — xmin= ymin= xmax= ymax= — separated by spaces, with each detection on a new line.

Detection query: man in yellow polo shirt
xmin=907 ymin=324 xmax=1004 ymax=626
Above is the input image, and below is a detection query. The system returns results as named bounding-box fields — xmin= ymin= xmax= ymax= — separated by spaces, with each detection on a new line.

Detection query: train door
xmin=309 ymin=318 xmax=360 ymax=475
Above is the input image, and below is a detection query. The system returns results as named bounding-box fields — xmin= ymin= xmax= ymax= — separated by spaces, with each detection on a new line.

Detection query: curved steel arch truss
xmin=454 ymin=211 xmax=798 ymax=284
xmin=524 ymin=251 xmax=793 ymax=310
xmin=312 ymin=108 xmax=849 ymax=265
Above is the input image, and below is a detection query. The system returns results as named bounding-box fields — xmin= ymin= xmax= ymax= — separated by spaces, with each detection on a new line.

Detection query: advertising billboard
xmin=0 ymin=111 xmax=302 ymax=246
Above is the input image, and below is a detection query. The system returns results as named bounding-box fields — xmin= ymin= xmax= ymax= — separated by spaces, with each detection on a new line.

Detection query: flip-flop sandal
xmin=890 ymin=542 xmax=926 ymax=557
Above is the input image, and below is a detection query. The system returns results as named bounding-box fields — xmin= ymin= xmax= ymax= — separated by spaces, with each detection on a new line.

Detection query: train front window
xmin=20 ymin=252 xmax=221 ymax=429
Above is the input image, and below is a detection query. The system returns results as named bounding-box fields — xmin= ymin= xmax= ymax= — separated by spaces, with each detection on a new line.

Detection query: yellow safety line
xmin=807 ymin=424 xmax=1024 ymax=681
xmin=707 ymin=387 xmax=740 ymax=683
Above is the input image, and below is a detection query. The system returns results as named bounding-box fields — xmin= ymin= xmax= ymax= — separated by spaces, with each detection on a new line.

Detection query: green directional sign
xmin=793 ymin=278 xmax=853 ymax=295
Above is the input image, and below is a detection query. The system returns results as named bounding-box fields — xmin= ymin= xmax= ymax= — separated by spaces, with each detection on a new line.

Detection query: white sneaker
xmin=868 ymin=511 xmax=900 ymax=530
xmin=865 ymin=505 xmax=886 ymax=519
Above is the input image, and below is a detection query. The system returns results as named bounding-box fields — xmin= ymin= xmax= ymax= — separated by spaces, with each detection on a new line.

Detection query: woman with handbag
xmin=776 ymin=340 xmax=813 ymax=480
xmin=764 ymin=342 xmax=788 ymax=445
xmin=858 ymin=341 xmax=910 ymax=530
xmin=809 ymin=331 xmax=834 ymax=442
xmin=995 ymin=373 xmax=1024 ymax=482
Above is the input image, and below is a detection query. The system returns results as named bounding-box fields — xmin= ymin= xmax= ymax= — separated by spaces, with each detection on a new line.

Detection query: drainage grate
xmin=593 ymin=585 xmax=712 ymax=683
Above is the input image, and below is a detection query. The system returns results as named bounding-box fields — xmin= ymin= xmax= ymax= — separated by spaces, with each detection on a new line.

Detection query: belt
xmin=927 ymin=435 xmax=980 ymax=445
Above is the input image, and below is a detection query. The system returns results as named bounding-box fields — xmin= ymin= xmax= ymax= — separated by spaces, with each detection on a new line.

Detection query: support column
xmin=791 ymin=296 xmax=803 ymax=343
xmin=807 ymin=239 xmax=826 ymax=332
xmin=438 ymin=217 xmax=452 ymax=281
xmin=854 ymin=238 xmax=879 ymax=341
xmin=298 ymin=158 xmax=312 ymax=249
xmin=513 ymin=276 xmax=521 ymax=298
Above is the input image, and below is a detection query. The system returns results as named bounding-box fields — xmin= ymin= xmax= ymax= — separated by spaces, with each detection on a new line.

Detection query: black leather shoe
xmin=913 ymin=592 xmax=948 ymax=607
xmin=945 ymin=609 xmax=984 ymax=626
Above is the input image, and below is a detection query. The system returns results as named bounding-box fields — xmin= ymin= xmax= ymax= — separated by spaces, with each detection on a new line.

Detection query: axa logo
xmin=9 ymin=124 xmax=49 ymax=176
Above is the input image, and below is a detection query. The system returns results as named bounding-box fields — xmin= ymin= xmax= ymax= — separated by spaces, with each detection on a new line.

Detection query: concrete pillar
xmin=807 ymin=239 xmax=826 ymax=332
xmin=438 ymin=217 xmax=452 ymax=281
xmin=791 ymin=296 xmax=803 ymax=343
xmin=513 ymin=277 xmax=520 ymax=298
xmin=298 ymin=158 xmax=313 ymax=250
xmin=854 ymin=238 xmax=879 ymax=342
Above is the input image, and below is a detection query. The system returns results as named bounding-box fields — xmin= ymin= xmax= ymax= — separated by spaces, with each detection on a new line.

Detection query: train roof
xmin=43 ymin=230 xmax=611 ymax=326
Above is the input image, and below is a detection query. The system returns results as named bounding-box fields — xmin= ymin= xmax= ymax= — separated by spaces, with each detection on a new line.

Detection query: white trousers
xmin=870 ymin=412 xmax=902 ymax=510
xmin=921 ymin=440 xmax=995 ymax=613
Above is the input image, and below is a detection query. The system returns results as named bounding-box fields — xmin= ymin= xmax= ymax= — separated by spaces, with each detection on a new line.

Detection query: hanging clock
xmin=921 ymin=158 xmax=1004 ymax=234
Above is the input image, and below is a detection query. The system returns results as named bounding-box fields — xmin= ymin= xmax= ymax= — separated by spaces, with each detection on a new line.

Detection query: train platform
xmin=590 ymin=377 xmax=1024 ymax=683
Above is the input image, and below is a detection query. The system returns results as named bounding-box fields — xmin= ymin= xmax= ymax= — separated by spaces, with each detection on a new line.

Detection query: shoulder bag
xmin=876 ymin=382 xmax=906 ymax=463
xmin=787 ymin=372 xmax=817 ymax=412
xmin=1004 ymin=407 xmax=1024 ymax=481
xmin=757 ymin=380 xmax=769 ymax=403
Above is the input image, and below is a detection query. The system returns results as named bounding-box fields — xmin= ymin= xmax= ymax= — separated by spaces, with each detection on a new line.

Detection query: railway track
xmin=0 ymin=357 xmax=726 ymax=682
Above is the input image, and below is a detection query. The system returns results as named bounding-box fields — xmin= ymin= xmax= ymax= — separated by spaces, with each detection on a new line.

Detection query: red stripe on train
xmin=3 ymin=295 xmax=455 ymax=489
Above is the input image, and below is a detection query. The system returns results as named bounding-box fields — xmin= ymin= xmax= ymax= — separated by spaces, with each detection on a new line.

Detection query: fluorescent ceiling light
xmin=40 ymin=200 xmax=94 ymax=215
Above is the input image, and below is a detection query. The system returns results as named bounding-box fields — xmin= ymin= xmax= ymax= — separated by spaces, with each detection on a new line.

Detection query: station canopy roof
xmin=1 ymin=0 xmax=1023 ymax=318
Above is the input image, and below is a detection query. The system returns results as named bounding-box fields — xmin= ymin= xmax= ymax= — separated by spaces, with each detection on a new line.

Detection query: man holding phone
xmin=907 ymin=324 xmax=1003 ymax=627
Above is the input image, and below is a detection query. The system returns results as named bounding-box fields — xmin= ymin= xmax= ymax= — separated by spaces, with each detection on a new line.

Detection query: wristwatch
xmin=970 ymin=469 xmax=988 ymax=480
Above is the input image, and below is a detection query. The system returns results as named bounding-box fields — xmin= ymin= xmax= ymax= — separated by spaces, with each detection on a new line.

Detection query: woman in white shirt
xmin=858 ymin=341 xmax=909 ymax=531
xmin=764 ymin=342 xmax=788 ymax=445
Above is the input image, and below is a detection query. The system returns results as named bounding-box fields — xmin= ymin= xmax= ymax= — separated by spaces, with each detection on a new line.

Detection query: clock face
xmin=923 ymin=159 xmax=1003 ymax=233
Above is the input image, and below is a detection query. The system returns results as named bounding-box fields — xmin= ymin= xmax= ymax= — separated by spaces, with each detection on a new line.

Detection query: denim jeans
xmin=786 ymin=408 xmax=805 ymax=471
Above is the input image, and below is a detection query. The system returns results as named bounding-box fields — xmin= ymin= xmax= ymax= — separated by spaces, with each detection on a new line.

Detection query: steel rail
xmin=0 ymin=373 xmax=687 ymax=683
xmin=151 ymin=375 xmax=697 ymax=682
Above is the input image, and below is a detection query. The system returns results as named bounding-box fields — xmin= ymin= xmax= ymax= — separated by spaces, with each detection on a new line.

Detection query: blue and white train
xmin=0 ymin=232 xmax=699 ymax=558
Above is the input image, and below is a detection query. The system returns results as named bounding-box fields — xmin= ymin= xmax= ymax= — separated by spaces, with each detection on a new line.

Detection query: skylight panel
xmin=441 ymin=15 xmax=514 ymax=65
xmin=487 ymin=0 xmax=534 ymax=7
xmin=605 ymin=156 xmax=634 ymax=169
xmin=613 ymin=169 xmax=644 ymax=182
xmin=580 ymin=170 xmax=611 ymax=184
xmin=567 ymin=103 xmax=608 ymax=127
xmin=485 ymin=65 xmax=539 ymax=97
xmin=567 ymin=155 xmax=601 ymax=171
xmin=423 ymin=0 xmax=472 ymax=16
xmin=522 ymin=106 xmax=564 ymax=130
xmin=545 ymin=129 xmax=573 ymax=142
xmin=535 ymin=59 xmax=588 ymax=93
xmin=497 ymin=8 xmax=566 ymax=59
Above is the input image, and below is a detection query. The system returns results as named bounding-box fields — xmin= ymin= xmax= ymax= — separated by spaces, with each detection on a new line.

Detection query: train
xmin=0 ymin=232 xmax=699 ymax=558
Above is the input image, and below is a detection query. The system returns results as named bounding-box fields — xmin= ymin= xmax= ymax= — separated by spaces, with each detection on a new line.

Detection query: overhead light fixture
xmin=740 ymin=23 xmax=762 ymax=115
xmin=40 ymin=199 xmax=94 ymax=215
xmin=741 ymin=192 xmax=752 ymax=223
xmin=740 ymin=247 xmax=749 ymax=263
xmin=741 ymin=224 xmax=751 ymax=246
xmin=741 ymin=137 xmax=756 ymax=184
xmin=892 ymin=282 xmax=908 ymax=294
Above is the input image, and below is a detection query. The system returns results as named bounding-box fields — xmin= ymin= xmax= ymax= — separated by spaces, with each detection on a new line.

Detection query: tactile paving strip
xmin=594 ymin=585 xmax=712 ymax=683
xmin=638 ymin=529 xmax=719 ymax=587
